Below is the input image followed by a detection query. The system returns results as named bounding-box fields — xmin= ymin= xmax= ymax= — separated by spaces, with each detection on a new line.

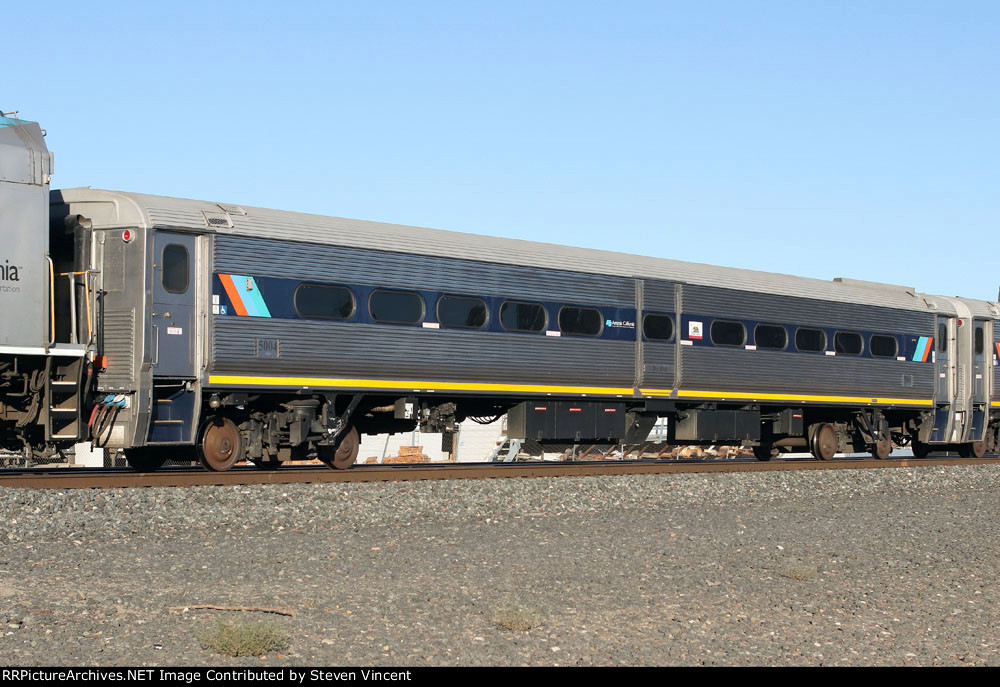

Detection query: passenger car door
xmin=151 ymin=232 xmax=197 ymax=378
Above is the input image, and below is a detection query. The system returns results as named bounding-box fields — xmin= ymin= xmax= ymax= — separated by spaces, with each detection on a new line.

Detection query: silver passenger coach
xmin=2 ymin=114 xmax=998 ymax=469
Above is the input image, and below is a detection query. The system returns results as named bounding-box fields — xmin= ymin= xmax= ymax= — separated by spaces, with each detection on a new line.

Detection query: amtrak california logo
xmin=605 ymin=318 xmax=635 ymax=329
xmin=0 ymin=259 xmax=23 ymax=293
xmin=0 ymin=259 xmax=21 ymax=281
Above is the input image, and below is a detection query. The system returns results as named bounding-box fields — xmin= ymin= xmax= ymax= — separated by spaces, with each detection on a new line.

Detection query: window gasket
xmin=436 ymin=294 xmax=489 ymax=330
xmin=642 ymin=313 xmax=675 ymax=342
xmin=557 ymin=305 xmax=604 ymax=337
xmin=293 ymin=282 xmax=356 ymax=321
xmin=368 ymin=288 xmax=426 ymax=325
xmin=161 ymin=244 xmax=189 ymax=295
xmin=709 ymin=319 xmax=746 ymax=347
xmin=499 ymin=300 xmax=548 ymax=333
xmin=795 ymin=327 xmax=827 ymax=353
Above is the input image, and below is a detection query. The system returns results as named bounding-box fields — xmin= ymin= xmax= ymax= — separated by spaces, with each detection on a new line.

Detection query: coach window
xmin=710 ymin=320 xmax=745 ymax=347
xmin=161 ymin=244 xmax=189 ymax=294
xmin=754 ymin=324 xmax=787 ymax=350
xmin=369 ymin=289 xmax=424 ymax=325
xmin=559 ymin=306 xmax=603 ymax=337
xmin=795 ymin=327 xmax=826 ymax=353
xmin=643 ymin=314 xmax=674 ymax=341
xmin=294 ymin=283 xmax=354 ymax=320
xmin=870 ymin=335 xmax=898 ymax=358
xmin=500 ymin=301 xmax=547 ymax=333
xmin=834 ymin=332 xmax=863 ymax=355
xmin=438 ymin=295 xmax=488 ymax=329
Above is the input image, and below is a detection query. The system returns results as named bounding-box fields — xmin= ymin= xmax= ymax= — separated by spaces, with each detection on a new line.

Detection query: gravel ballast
xmin=1 ymin=464 xmax=998 ymax=666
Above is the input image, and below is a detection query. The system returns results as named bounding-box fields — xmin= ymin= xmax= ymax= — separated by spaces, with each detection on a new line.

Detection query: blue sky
xmin=4 ymin=2 xmax=998 ymax=299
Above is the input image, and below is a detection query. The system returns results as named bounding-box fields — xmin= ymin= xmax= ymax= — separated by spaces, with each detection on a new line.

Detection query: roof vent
xmin=217 ymin=203 xmax=247 ymax=216
xmin=202 ymin=210 xmax=234 ymax=230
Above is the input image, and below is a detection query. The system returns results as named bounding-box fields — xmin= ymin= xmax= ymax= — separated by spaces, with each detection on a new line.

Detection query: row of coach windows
xmin=292 ymin=284 xmax=605 ymax=336
xmin=291 ymin=284 xmax=905 ymax=356
xmin=641 ymin=313 xmax=899 ymax=357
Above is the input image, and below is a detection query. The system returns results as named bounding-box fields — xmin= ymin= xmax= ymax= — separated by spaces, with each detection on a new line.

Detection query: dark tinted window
xmin=294 ymin=283 xmax=354 ymax=320
xmin=834 ymin=331 xmax=863 ymax=355
xmin=500 ymin=301 xmax=547 ymax=332
xmin=559 ymin=307 xmax=603 ymax=336
xmin=796 ymin=328 xmax=826 ymax=352
xmin=369 ymin=289 xmax=424 ymax=324
xmin=975 ymin=325 xmax=985 ymax=355
xmin=710 ymin=320 xmax=745 ymax=346
xmin=437 ymin=295 xmax=487 ymax=329
xmin=938 ymin=323 xmax=947 ymax=352
xmin=162 ymin=244 xmax=189 ymax=294
xmin=643 ymin=314 xmax=674 ymax=341
xmin=754 ymin=324 xmax=787 ymax=350
xmin=870 ymin=335 xmax=897 ymax=358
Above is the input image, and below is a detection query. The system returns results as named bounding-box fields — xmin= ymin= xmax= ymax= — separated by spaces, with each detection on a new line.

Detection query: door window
xmin=162 ymin=244 xmax=189 ymax=294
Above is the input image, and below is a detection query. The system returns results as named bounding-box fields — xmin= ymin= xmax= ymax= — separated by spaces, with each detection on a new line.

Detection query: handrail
xmin=46 ymin=254 xmax=55 ymax=348
xmin=84 ymin=271 xmax=92 ymax=345
xmin=55 ymin=270 xmax=97 ymax=346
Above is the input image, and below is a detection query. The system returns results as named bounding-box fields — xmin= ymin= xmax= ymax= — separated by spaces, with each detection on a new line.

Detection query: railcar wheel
xmin=319 ymin=426 xmax=360 ymax=470
xmin=198 ymin=417 xmax=244 ymax=472
xmin=958 ymin=441 xmax=986 ymax=459
xmin=809 ymin=423 xmax=837 ymax=461
xmin=124 ymin=448 xmax=167 ymax=472
xmin=871 ymin=438 xmax=892 ymax=460
xmin=911 ymin=441 xmax=931 ymax=458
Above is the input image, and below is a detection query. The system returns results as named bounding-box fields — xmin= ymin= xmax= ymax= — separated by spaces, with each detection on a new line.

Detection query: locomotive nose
xmin=0 ymin=113 xmax=54 ymax=351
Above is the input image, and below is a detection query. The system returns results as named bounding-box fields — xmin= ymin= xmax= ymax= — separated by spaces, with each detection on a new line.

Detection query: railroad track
xmin=1 ymin=455 xmax=998 ymax=489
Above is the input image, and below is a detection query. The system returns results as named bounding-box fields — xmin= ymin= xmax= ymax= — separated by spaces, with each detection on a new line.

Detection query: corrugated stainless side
xmin=641 ymin=343 xmax=675 ymax=388
xmin=683 ymin=284 xmax=935 ymax=334
xmin=213 ymin=236 xmax=636 ymax=306
xmin=641 ymin=281 xmax=675 ymax=310
xmin=639 ymin=279 xmax=677 ymax=387
xmin=210 ymin=319 xmax=636 ymax=389
xmin=98 ymin=309 xmax=135 ymax=390
xmin=680 ymin=347 xmax=934 ymax=399
xmin=55 ymin=188 xmax=979 ymax=314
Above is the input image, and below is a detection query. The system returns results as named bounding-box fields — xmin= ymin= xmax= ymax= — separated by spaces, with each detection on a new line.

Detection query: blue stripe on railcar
xmin=212 ymin=272 xmax=935 ymax=361
xmin=212 ymin=273 xmax=639 ymax=341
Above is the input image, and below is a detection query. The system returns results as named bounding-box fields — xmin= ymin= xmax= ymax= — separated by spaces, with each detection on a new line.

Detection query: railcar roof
xmin=52 ymin=187 xmax=995 ymax=316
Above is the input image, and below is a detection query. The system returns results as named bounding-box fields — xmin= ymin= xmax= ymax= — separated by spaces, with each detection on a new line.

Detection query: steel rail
xmin=0 ymin=456 xmax=998 ymax=489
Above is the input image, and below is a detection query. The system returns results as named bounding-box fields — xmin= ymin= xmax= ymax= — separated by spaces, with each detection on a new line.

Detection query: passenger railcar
xmin=2 ymin=114 xmax=998 ymax=469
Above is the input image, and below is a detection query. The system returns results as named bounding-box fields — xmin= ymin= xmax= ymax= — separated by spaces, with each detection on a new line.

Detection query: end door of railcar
xmin=147 ymin=231 xmax=202 ymax=445
xmin=968 ymin=319 xmax=992 ymax=441
xmin=151 ymin=232 xmax=198 ymax=378
xmin=933 ymin=300 xmax=979 ymax=445
xmin=930 ymin=314 xmax=956 ymax=443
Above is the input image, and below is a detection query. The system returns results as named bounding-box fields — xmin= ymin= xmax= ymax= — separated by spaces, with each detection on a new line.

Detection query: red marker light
xmin=122 ymin=229 xmax=133 ymax=243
